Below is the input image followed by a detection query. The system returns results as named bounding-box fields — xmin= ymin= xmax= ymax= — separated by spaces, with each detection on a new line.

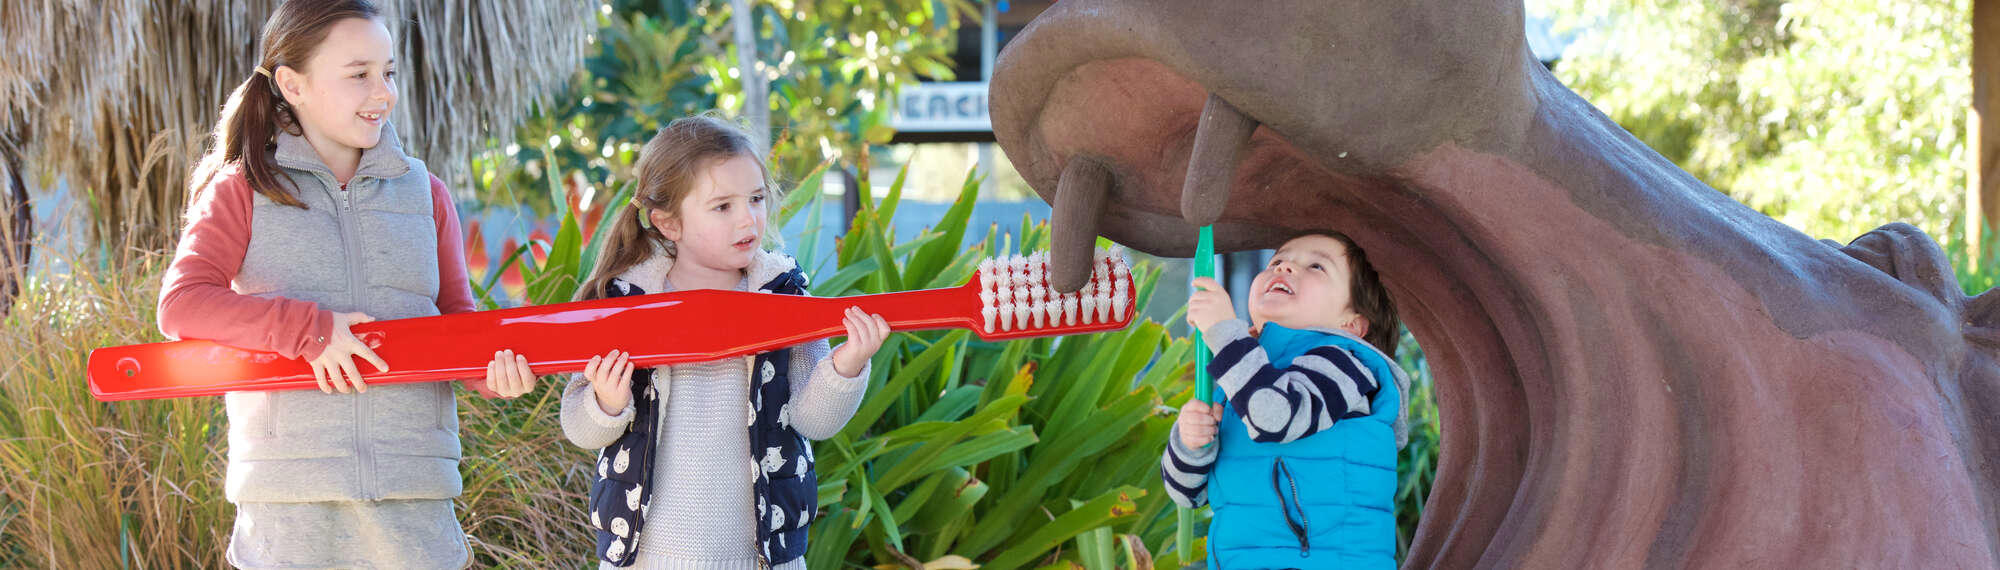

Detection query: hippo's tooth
xmin=1051 ymin=157 xmax=1111 ymax=293
xmin=1180 ymin=93 xmax=1258 ymax=228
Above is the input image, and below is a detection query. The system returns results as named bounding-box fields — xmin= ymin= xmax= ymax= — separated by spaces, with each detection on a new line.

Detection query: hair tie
xmin=253 ymin=65 xmax=273 ymax=79
xmin=632 ymin=197 xmax=654 ymax=230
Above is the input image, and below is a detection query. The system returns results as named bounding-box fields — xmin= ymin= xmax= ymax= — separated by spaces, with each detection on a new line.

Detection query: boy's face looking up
xmin=1248 ymin=234 xmax=1368 ymax=338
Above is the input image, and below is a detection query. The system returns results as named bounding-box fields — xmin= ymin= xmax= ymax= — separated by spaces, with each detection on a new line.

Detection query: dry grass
xmin=0 ymin=250 xmax=234 ymax=568
xmin=0 ymin=248 xmax=599 ymax=567
xmin=454 ymin=383 xmax=597 ymax=565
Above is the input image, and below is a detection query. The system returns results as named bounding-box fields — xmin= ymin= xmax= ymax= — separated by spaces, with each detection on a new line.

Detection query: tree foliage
xmin=481 ymin=0 xmax=970 ymax=212
xmin=1537 ymin=0 xmax=1969 ymax=242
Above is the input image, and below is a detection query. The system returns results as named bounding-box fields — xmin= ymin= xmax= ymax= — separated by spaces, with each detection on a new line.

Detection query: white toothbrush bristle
xmin=1114 ymin=280 xmax=1130 ymax=321
xmin=974 ymin=251 xmax=1135 ymax=335
xmin=1120 ymin=280 xmax=1136 ymax=320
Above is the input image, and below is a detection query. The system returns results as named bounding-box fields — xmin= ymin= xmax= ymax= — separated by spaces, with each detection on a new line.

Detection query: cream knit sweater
xmin=560 ymin=249 xmax=868 ymax=569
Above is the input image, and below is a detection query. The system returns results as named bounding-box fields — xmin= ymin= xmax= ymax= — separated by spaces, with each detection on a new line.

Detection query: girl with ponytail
xmin=156 ymin=1 xmax=535 ymax=566
xmin=557 ymin=114 xmax=891 ymax=568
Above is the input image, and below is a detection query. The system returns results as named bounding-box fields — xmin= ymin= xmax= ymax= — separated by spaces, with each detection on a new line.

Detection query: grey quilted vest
xmin=221 ymin=123 xmax=462 ymax=503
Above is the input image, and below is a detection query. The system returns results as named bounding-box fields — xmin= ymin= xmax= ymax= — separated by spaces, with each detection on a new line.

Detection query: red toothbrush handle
xmin=87 ymin=259 xmax=1132 ymax=401
xmin=86 ymin=286 xmax=979 ymax=401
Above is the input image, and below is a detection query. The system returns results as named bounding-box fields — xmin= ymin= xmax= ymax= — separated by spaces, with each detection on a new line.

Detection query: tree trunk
xmin=1973 ymin=0 xmax=2000 ymax=260
xmin=732 ymin=0 xmax=770 ymax=156
xmin=0 ymin=138 xmax=31 ymax=314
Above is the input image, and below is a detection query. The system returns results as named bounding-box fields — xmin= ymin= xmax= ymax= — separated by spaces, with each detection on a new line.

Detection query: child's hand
xmin=831 ymin=306 xmax=890 ymax=378
xmin=1186 ymin=277 xmax=1235 ymax=334
xmin=1177 ymin=399 xmax=1225 ymax=449
xmin=585 ymin=349 xmax=635 ymax=416
xmin=309 ymin=311 xmax=388 ymax=394
xmin=483 ymin=349 xmax=538 ymax=398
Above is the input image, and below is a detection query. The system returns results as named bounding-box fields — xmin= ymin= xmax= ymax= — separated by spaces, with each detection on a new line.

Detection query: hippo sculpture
xmin=989 ymin=1 xmax=2000 ymax=566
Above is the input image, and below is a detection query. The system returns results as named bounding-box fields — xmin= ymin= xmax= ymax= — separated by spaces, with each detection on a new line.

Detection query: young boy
xmin=1162 ymin=231 xmax=1410 ymax=568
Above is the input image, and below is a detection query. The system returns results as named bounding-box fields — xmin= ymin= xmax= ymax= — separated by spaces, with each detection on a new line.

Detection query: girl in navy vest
xmin=156 ymin=1 xmax=539 ymax=567
xmin=1161 ymin=231 xmax=1412 ymax=569
xmin=558 ymin=114 xmax=889 ymax=568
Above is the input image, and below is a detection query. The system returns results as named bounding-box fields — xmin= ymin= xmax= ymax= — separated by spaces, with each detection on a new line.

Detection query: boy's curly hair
xmin=1315 ymin=231 xmax=1399 ymax=359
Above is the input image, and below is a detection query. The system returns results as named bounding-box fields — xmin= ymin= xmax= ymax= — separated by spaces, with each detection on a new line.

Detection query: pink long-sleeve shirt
xmin=157 ymin=168 xmax=492 ymax=393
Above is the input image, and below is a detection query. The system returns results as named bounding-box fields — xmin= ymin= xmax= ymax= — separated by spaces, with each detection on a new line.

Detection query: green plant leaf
xmin=868 ymin=477 xmax=906 ymax=552
xmin=902 ymin=167 xmax=981 ymax=285
xmin=841 ymin=330 xmax=967 ymax=439
xmin=873 ymin=395 xmax=1029 ymax=492
xmin=962 ymin=388 xmax=1158 ymax=554
xmin=778 ymin=160 xmax=832 ymax=226
xmin=980 ymin=486 xmax=1147 ymax=570
xmin=878 ymin=161 xmax=908 ymax=226
xmin=578 ymin=181 xmax=635 ymax=280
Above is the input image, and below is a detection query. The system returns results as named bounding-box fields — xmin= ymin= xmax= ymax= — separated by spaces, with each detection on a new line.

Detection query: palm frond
xmin=0 ymin=0 xmax=594 ymax=255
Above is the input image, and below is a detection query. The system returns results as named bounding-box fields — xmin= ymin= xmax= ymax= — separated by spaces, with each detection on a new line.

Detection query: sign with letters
xmin=893 ymin=82 xmax=991 ymax=133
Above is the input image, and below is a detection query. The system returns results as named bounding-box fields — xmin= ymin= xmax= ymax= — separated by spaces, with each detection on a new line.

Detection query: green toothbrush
xmin=1174 ymin=93 xmax=1254 ymax=567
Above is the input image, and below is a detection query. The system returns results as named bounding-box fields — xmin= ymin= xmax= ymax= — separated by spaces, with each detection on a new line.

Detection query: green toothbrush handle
xmin=1192 ymin=226 xmax=1215 ymax=403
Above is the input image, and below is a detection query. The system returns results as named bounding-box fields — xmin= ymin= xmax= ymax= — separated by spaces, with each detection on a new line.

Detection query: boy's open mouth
xmin=1264 ymin=280 xmax=1293 ymax=296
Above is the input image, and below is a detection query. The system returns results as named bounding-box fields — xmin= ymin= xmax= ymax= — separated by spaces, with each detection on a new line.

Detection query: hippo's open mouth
xmin=994 ymin=1 xmax=2000 ymax=567
xmin=991 ymin=6 xmax=1544 ymax=566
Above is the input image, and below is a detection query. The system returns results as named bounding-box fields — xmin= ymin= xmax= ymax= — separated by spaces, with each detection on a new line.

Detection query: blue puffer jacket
xmin=1209 ymin=324 xmax=1403 ymax=569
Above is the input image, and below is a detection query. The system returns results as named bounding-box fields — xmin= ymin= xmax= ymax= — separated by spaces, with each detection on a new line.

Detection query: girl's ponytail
xmin=190 ymin=69 xmax=305 ymax=208
xmin=576 ymin=201 xmax=670 ymax=302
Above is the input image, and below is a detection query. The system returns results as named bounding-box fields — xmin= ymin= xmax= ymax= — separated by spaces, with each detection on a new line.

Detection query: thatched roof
xmin=0 ymin=0 xmax=594 ymax=252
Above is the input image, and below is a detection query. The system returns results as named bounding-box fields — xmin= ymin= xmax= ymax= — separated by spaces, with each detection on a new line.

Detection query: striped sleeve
xmin=1204 ymin=319 xmax=1381 ymax=444
xmin=1160 ymin=423 xmax=1217 ymax=508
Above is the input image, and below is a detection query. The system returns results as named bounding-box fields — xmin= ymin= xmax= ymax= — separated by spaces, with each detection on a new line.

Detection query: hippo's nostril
xmin=1181 ymin=93 xmax=1257 ymax=228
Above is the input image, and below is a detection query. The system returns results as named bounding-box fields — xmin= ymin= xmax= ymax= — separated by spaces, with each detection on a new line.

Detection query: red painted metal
xmin=86 ymin=265 xmax=1133 ymax=401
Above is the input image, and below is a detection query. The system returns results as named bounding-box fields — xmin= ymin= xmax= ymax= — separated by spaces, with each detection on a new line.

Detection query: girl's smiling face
xmin=1248 ymin=234 xmax=1367 ymax=336
xmin=655 ymin=154 xmax=769 ymax=274
xmin=275 ymin=17 xmax=398 ymax=155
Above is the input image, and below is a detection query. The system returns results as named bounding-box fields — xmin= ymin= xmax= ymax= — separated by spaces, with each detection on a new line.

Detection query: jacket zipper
xmin=1271 ymin=457 xmax=1310 ymax=558
xmin=330 ymin=174 xmax=378 ymax=500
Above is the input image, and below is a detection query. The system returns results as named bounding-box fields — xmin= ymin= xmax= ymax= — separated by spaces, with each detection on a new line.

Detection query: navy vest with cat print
xmin=588 ymin=265 xmax=816 ymax=566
